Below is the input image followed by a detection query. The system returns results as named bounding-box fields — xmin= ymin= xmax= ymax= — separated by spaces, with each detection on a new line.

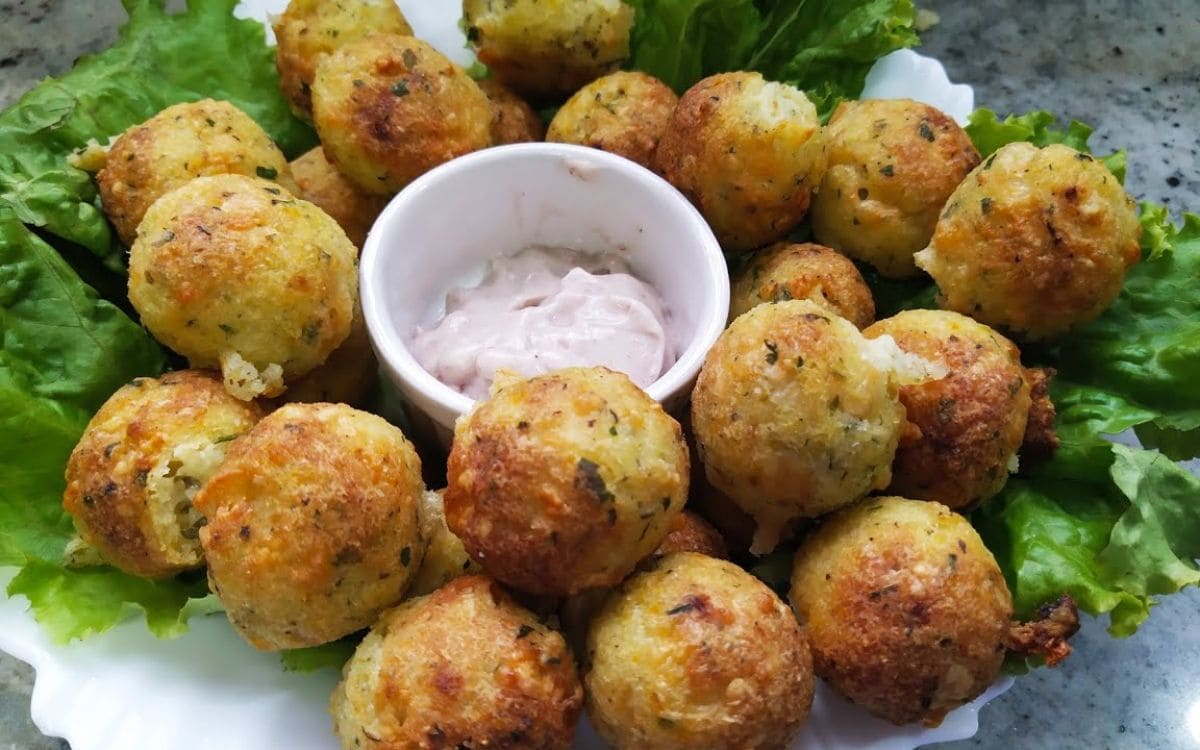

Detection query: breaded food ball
xmin=654 ymin=510 xmax=728 ymax=559
xmin=730 ymin=242 xmax=876 ymax=328
xmin=96 ymin=99 xmax=293 ymax=246
xmin=915 ymin=142 xmax=1141 ymax=339
xmin=128 ymin=174 xmax=358 ymax=400
xmin=462 ymin=0 xmax=634 ymax=100
xmin=691 ymin=300 xmax=922 ymax=553
xmin=865 ymin=310 xmax=1031 ymax=509
xmin=789 ymin=497 xmax=1012 ymax=726
xmin=655 ymin=72 xmax=826 ymax=253
xmin=194 ymin=403 xmax=425 ymax=650
xmin=478 ymin=78 xmax=545 ymax=145
xmin=62 ymin=371 xmax=261 ymax=580
xmin=289 ymin=146 xmax=387 ymax=248
xmin=312 ymin=34 xmax=491 ymax=195
xmin=586 ymin=552 xmax=814 ymax=749
xmin=273 ymin=0 xmax=413 ymax=119
xmin=445 ymin=367 xmax=689 ymax=596
xmin=547 ymin=71 xmax=677 ymax=169
xmin=331 ymin=575 xmax=582 ymax=749
xmin=811 ymin=99 xmax=981 ymax=278
xmin=408 ymin=489 xmax=482 ymax=598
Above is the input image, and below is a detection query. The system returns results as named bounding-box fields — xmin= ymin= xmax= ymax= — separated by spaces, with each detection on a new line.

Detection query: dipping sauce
xmin=410 ymin=246 xmax=676 ymax=399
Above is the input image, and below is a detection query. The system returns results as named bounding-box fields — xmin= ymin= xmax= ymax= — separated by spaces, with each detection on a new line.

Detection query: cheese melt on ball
xmin=410 ymin=246 xmax=675 ymax=399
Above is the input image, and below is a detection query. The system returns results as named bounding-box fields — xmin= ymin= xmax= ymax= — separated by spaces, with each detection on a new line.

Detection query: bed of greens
xmin=0 ymin=0 xmax=1196 ymax=676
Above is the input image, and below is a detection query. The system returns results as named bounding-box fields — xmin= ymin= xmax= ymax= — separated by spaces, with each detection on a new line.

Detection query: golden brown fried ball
xmin=462 ymin=0 xmax=634 ymax=100
xmin=445 ymin=367 xmax=689 ymax=596
xmin=865 ymin=310 xmax=1031 ymax=509
xmin=273 ymin=0 xmax=413 ymax=119
xmin=547 ymin=71 xmax=677 ymax=169
xmin=789 ymin=497 xmax=1012 ymax=726
xmin=478 ymin=78 xmax=546 ymax=145
xmin=276 ymin=304 xmax=377 ymax=407
xmin=811 ymin=99 xmax=981 ymax=278
xmin=586 ymin=552 xmax=814 ymax=749
xmin=289 ymin=146 xmax=387 ymax=249
xmin=655 ymin=72 xmax=826 ymax=253
xmin=312 ymin=34 xmax=491 ymax=195
xmin=654 ymin=510 xmax=728 ymax=559
xmin=62 ymin=371 xmax=261 ymax=580
xmin=96 ymin=99 xmax=293 ymax=246
xmin=730 ymin=242 xmax=875 ymax=328
xmin=692 ymin=300 xmax=920 ymax=553
xmin=408 ymin=489 xmax=483 ymax=598
xmin=331 ymin=575 xmax=582 ymax=749
xmin=128 ymin=174 xmax=358 ymax=400
xmin=194 ymin=403 xmax=425 ymax=650
xmin=915 ymin=142 xmax=1141 ymax=339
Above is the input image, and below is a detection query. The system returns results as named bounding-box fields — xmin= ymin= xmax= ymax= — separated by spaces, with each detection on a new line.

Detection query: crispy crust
xmin=691 ymin=300 xmax=904 ymax=553
xmin=865 ymin=310 xmax=1031 ymax=509
xmin=445 ymin=367 xmax=689 ymax=596
xmin=1020 ymin=366 xmax=1060 ymax=465
xmin=195 ymin=403 xmax=424 ymax=650
xmin=655 ymin=72 xmax=825 ymax=253
xmin=407 ymin=489 xmax=482 ymax=598
xmin=63 ymin=370 xmax=261 ymax=579
xmin=547 ymin=71 xmax=677 ymax=169
xmin=272 ymin=0 xmax=413 ymax=119
xmin=312 ymin=34 xmax=491 ymax=195
xmin=916 ymin=142 xmax=1142 ymax=339
xmin=586 ymin=552 xmax=814 ymax=749
xmin=331 ymin=575 xmax=582 ymax=749
xmin=811 ymin=99 xmax=980 ymax=278
xmin=128 ymin=174 xmax=358 ymax=390
xmin=730 ymin=242 xmax=876 ymax=328
xmin=478 ymin=79 xmax=546 ymax=145
xmin=97 ymin=99 xmax=293 ymax=246
xmin=653 ymin=510 xmax=728 ymax=560
xmin=790 ymin=497 xmax=1012 ymax=727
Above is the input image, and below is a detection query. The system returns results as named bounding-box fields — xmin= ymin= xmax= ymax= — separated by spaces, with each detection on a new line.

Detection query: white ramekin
xmin=359 ymin=142 xmax=729 ymax=443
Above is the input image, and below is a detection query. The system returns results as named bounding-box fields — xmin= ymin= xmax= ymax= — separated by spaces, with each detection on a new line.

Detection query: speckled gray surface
xmin=0 ymin=1 xmax=1197 ymax=749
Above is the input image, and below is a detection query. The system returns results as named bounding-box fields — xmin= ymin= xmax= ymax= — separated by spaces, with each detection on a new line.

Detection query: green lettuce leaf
xmin=280 ymin=637 xmax=360 ymax=673
xmin=964 ymin=108 xmax=1126 ymax=183
xmin=624 ymin=0 xmax=918 ymax=113
xmin=0 ymin=0 xmax=315 ymax=270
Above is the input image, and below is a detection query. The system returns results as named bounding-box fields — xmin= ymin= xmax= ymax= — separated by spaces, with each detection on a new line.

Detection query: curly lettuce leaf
xmin=624 ymin=0 xmax=918 ymax=113
xmin=0 ymin=0 xmax=315 ymax=270
xmin=965 ymin=108 xmax=1126 ymax=183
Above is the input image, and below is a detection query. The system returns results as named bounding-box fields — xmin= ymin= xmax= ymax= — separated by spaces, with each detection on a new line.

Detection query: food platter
xmin=0 ymin=4 xmax=1014 ymax=749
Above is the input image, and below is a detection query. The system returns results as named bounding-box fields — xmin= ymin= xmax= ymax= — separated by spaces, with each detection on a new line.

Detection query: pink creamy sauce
xmin=410 ymin=246 xmax=676 ymax=399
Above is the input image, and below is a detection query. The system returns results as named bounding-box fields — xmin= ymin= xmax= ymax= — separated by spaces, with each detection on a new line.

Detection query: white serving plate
xmin=0 ymin=4 xmax=997 ymax=749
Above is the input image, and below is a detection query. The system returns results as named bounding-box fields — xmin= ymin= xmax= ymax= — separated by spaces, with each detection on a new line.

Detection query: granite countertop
xmin=1 ymin=1 xmax=1197 ymax=749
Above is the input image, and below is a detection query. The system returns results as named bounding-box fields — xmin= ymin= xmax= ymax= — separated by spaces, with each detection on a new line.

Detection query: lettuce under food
xmin=623 ymin=0 xmax=919 ymax=114
xmin=0 ymin=0 xmax=315 ymax=273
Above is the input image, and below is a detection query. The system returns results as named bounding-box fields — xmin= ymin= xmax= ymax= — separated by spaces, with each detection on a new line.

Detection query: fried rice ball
xmin=62 ymin=371 xmax=261 ymax=580
xmin=811 ymin=99 xmax=981 ymax=278
xmin=865 ymin=310 xmax=1031 ymax=509
xmin=478 ymin=78 xmax=545 ymax=145
xmin=194 ymin=403 xmax=425 ymax=650
xmin=730 ymin=242 xmax=875 ymax=328
xmin=95 ymin=99 xmax=294 ymax=246
xmin=273 ymin=0 xmax=413 ymax=119
xmin=275 ymin=303 xmax=377 ymax=407
xmin=655 ymin=72 xmax=826 ymax=253
xmin=692 ymin=300 xmax=938 ymax=553
xmin=445 ymin=367 xmax=689 ymax=596
xmin=312 ymin=34 xmax=491 ymax=195
xmin=462 ymin=0 xmax=634 ymax=100
xmin=915 ymin=142 xmax=1141 ymax=339
xmin=547 ymin=71 xmax=677 ymax=169
xmin=789 ymin=497 xmax=1013 ymax=726
xmin=331 ymin=575 xmax=582 ymax=749
xmin=408 ymin=489 xmax=483 ymax=598
xmin=289 ymin=146 xmax=387 ymax=248
xmin=586 ymin=552 xmax=814 ymax=749
xmin=128 ymin=174 xmax=358 ymax=400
